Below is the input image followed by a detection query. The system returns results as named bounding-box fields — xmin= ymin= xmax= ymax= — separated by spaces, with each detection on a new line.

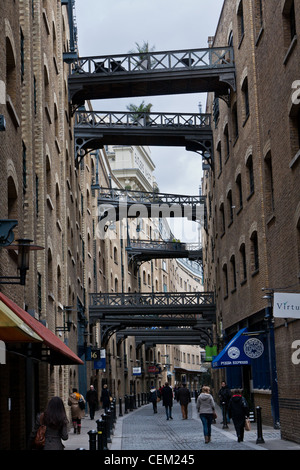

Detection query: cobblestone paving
xmin=121 ymin=402 xmax=255 ymax=450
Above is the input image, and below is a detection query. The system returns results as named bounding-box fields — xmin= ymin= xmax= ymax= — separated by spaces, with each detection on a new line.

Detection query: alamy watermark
xmin=95 ymin=201 xmax=205 ymax=241
xmin=292 ymin=80 xmax=300 ymax=104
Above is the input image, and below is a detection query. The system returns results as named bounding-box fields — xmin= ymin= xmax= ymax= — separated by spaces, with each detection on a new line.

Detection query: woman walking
xmin=29 ymin=396 xmax=68 ymax=450
xmin=228 ymin=389 xmax=249 ymax=442
xmin=68 ymin=388 xmax=86 ymax=434
xmin=196 ymin=386 xmax=216 ymax=443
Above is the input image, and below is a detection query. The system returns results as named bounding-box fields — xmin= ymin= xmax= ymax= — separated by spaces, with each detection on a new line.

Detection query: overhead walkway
xmin=95 ymin=187 xmax=206 ymax=225
xmin=74 ymin=110 xmax=212 ymax=164
xmin=125 ymin=240 xmax=203 ymax=265
xmin=116 ymin=326 xmax=213 ymax=347
xmin=68 ymin=46 xmax=236 ymax=105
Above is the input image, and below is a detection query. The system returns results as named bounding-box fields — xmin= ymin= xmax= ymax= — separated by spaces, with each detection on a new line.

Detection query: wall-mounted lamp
xmin=1 ymin=238 xmax=44 ymax=285
xmin=55 ymin=306 xmax=74 ymax=333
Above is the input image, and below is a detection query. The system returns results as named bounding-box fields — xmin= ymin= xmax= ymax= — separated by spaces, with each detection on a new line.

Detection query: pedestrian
xmin=68 ymin=388 xmax=85 ymax=434
xmin=100 ymin=383 xmax=111 ymax=413
xmin=176 ymin=383 xmax=191 ymax=419
xmin=149 ymin=386 xmax=158 ymax=413
xmin=29 ymin=396 xmax=69 ymax=450
xmin=218 ymin=380 xmax=232 ymax=424
xmin=228 ymin=389 xmax=249 ymax=442
xmin=161 ymin=382 xmax=173 ymax=420
xmin=196 ymin=385 xmax=216 ymax=443
xmin=86 ymin=384 xmax=98 ymax=419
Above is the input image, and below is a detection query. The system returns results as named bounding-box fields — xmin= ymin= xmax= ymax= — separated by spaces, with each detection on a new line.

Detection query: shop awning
xmin=212 ymin=327 xmax=251 ymax=369
xmin=0 ymin=293 xmax=84 ymax=365
xmin=0 ymin=299 xmax=43 ymax=343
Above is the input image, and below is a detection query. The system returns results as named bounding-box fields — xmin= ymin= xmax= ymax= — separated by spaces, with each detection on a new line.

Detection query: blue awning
xmin=212 ymin=327 xmax=251 ymax=369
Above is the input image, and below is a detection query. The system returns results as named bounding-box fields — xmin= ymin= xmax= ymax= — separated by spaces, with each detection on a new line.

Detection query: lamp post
xmin=262 ymin=289 xmax=280 ymax=429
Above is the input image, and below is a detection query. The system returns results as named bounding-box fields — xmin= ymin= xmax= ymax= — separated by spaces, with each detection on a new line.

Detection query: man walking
xmin=161 ymin=382 xmax=173 ymax=420
xmin=177 ymin=383 xmax=191 ymax=419
xmin=86 ymin=384 xmax=98 ymax=420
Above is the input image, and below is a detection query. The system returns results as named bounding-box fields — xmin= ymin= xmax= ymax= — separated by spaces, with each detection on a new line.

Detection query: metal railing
xmin=71 ymin=46 xmax=234 ymax=76
xmin=97 ymin=187 xmax=205 ymax=206
xmin=75 ymin=111 xmax=211 ymax=129
xmin=127 ymin=240 xmax=202 ymax=252
xmin=90 ymin=291 xmax=215 ymax=309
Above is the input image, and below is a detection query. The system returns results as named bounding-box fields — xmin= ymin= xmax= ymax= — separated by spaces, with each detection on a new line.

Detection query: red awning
xmin=0 ymin=292 xmax=84 ymax=365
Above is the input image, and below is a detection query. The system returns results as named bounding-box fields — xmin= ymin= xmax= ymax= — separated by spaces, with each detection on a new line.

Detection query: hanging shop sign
xmin=273 ymin=292 xmax=300 ymax=318
xmin=133 ymin=367 xmax=141 ymax=376
xmin=212 ymin=327 xmax=264 ymax=368
xmin=93 ymin=348 xmax=106 ymax=369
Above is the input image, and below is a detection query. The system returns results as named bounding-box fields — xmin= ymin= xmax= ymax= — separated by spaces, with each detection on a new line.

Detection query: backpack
xmin=34 ymin=413 xmax=46 ymax=449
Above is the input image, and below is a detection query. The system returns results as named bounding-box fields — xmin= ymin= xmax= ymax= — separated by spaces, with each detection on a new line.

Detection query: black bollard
xmin=129 ymin=394 xmax=134 ymax=411
xmin=256 ymin=406 xmax=265 ymax=444
xmin=88 ymin=430 xmax=97 ymax=451
xmin=119 ymin=397 xmax=123 ymax=417
xmin=125 ymin=395 xmax=129 ymax=414
xmin=105 ymin=410 xmax=112 ymax=443
xmin=96 ymin=418 xmax=107 ymax=450
xmin=138 ymin=393 xmax=141 ymax=407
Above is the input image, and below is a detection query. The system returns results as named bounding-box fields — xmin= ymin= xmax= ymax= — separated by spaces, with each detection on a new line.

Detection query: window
xmin=254 ymin=0 xmax=264 ymax=39
xmin=242 ymin=77 xmax=250 ymax=122
xmin=222 ymin=264 xmax=228 ymax=298
xmin=239 ymin=243 xmax=247 ymax=283
xmin=250 ymin=231 xmax=259 ymax=273
xmin=283 ymin=0 xmax=297 ymax=51
xmin=246 ymin=155 xmax=255 ymax=197
xmin=220 ymin=203 xmax=225 ymax=235
xmin=224 ymin=124 xmax=230 ymax=160
xmin=237 ymin=1 xmax=245 ymax=45
xmin=236 ymin=173 xmax=243 ymax=211
xmin=232 ymin=102 xmax=239 ymax=142
xmin=264 ymin=151 xmax=275 ymax=214
xmin=227 ymin=190 xmax=233 ymax=226
xmin=230 ymin=255 xmax=237 ymax=292
xmin=217 ymin=141 xmax=222 ymax=174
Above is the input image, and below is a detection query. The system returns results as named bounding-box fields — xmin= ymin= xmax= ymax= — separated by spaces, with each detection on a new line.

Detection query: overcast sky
xmin=74 ymin=0 xmax=224 ymax=241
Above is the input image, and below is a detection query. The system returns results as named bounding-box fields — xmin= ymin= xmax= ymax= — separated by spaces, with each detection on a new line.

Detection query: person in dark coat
xmin=228 ymin=389 xmax=249 ymax=442
xmin=29 ymin=396 xmax=68 ymax=450
xmin=86 ymin=385 xmax=98 ymax=419
xmin=149 ymin=386 xmax=158 ymax=413
xmin=161 ymin=382 xmax=173 ymax=420
xmin=218 ymin=381 xmax=232 ymax=424
xmin=100 ymin=384 xmax=111 ymax=413
xmin=176 ymin=383 xmax=191 ymax=419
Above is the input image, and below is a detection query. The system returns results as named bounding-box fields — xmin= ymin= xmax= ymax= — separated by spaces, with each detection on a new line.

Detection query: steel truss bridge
xmin=126 ymin=240 xmax=203 ymax=265
xmin=89 ymin=292 xmax=215 ymax=346
xmin=74 ymin=110 xmax=213 ymax=164
xmin=95 ymin=187 xmax=206 ymax=225
xmin=116 ymin=327 xmax=213 ymax=348
xmin=68 ymin=46 xmax=236 ymax=105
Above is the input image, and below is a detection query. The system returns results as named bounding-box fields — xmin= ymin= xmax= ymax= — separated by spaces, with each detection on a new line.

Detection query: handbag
xmin=213 ymin=411 xmax=217 ymax=420
xmin=34 ymin=413 xmax=46 ymax=449
xmin=245 ymin=417 xmax=251 ymax=431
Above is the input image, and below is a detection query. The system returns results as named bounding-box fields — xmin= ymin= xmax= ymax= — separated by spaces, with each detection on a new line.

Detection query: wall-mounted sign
xmin=93 ymin=348 xmax=106 ymax=369
xmin=133 ymin=367 xmax=141 ymax=376
xmin=273 ymin=292 xmax=300 ymax=318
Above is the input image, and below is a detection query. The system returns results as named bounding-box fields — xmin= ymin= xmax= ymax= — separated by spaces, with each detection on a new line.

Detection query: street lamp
xmin=1 ymin=238 xmax=43 ymax=285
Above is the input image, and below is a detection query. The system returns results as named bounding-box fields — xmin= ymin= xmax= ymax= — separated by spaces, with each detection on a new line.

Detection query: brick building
xmin=0 ymin=0 xmax=206 ymax=449
xmin=203 ymin=0 xmax=300 ymax=442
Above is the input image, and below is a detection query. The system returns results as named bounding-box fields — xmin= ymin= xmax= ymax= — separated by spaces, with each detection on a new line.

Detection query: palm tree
xmin=126 ymin=101 xmax=153 ymax=124
xmin=130 ymin=41 xmax=155 ymax=69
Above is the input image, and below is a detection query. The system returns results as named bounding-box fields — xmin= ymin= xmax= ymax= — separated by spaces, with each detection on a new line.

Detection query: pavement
xmin=64 ymin=400 xmax=300 ymax=452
